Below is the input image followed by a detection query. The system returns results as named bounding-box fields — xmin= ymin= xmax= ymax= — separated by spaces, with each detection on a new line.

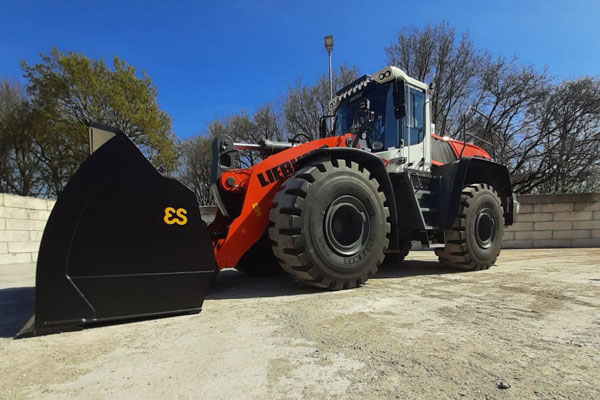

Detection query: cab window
xmin=403 ymin=87 xmax=425 ymax=146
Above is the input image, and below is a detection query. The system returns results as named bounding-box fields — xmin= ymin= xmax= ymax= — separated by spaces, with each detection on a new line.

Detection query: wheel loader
xmin=17 ymin=66 xmax=518 ymax=338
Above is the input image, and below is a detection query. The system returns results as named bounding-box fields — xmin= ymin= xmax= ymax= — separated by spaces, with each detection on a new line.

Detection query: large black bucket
xmin=17 ymin=124 xmax=218 ymax=338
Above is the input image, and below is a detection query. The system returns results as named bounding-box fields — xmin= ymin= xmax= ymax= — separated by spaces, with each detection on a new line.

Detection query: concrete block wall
xmin=0 ymin=194 xmax=55 ymax=266
xmin=1 ymin=192 xmax=599 ymax=267
xmin=503 ymin=193 xmax=600 ymax=248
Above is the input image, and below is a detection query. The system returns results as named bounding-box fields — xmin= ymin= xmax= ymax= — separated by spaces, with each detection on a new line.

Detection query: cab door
xmin=401 ymin=85 xmax=429 ymax=170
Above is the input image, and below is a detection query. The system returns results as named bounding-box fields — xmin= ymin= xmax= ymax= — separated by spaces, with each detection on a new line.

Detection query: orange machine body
xmin=210 ymin=132 xmax=492 ymax=270
xmin=432 ymin=134 xmax=492 ymax=162
xmin=211 ymin=134 xmax=353 ymax=269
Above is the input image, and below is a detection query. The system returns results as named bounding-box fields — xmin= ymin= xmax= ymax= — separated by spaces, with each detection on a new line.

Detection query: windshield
xmin=335 ymin=82 xmax=399 ymax=150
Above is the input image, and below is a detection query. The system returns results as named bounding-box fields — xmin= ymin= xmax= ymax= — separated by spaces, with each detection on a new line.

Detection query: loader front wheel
xmin=269 ymin=160 xmax=390 ymax=290
xmin=435 ymin=183 xmax=504 ymax=271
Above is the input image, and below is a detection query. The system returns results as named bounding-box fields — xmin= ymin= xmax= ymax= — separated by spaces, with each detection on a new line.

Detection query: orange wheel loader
xmin=17 ymin=66 xmax=518 ymax=337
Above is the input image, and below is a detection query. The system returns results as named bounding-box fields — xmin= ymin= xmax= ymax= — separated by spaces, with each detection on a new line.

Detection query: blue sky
xmin=1 ymin=0 xmax=598 ymax=139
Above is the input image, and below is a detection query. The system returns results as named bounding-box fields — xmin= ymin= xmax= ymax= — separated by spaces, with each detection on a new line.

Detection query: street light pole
xmin=328 ymin=49 xmax=333 ymax=100
xmin=324 ymin=35 xmax=334 ymax=102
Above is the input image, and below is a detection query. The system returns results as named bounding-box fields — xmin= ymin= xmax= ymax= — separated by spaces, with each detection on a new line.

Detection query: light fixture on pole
xmin=324 ymin=35 xmax=334 ymax=102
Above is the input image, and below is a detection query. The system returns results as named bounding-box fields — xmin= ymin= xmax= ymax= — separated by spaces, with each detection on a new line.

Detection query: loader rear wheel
xmin=269 ymin=160 xmax=390 ymax=290
xmin=435 ymin=183 xmax=504 ymax=271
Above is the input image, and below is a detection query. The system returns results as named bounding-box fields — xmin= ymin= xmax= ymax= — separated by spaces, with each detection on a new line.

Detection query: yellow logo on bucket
xmin=164 ymin=207 xmax=188 ymax=225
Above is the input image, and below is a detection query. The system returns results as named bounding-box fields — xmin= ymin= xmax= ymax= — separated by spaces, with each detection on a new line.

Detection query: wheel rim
xmin=324 ymin=195 xmax=370 ymax=256
xmin=475 ymin=207 xmax=496 ymax=249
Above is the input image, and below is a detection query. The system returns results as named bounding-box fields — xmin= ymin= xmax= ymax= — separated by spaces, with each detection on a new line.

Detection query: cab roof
xmin=329 ymin=66 xmax=428 ymax=112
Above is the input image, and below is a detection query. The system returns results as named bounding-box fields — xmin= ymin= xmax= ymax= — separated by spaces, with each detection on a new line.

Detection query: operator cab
xmin=329 ymin=66 xmax=431 ymax=172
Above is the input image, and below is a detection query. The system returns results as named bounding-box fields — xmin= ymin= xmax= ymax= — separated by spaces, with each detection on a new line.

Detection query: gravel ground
xmin=1 ymin=248 xmax=599 ymax=400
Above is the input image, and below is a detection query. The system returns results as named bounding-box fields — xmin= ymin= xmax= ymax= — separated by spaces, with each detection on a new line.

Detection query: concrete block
xmin=5 ymin=219 xmax=29 ymax=231
xmin=534 ymin=203 xmax=573 ymax=213
xmin=31 ymin=252 xmax=38 ymax=263
xmin=0 ymin=218 xmax=4 ymax=230
xmin=518 ymin=204 xmax=534 ymax=214
xmin=507 ymin=222 xmax=533 ymax=232
xmin=553 ymin=211 xmax=592 ymax=221
xmin=2 ymin=194 xmax=28 ymax=208
xmin=47 ymin=200 xmax=56 ymax=211
xmin=573 ymin=220 xmax=600 ymax=230
xmin=29 ymin=231 xmax=44 ymax=241
xmin=0 ymin=242 xmax=7 ymax=254
xmin=0 ymin=193 xmax=3 ymax=206
xmin=0 ymin=252 xmax=32 ymax=265
xmin=517 ymin=213 xmax=552 ymax=222
xmin=28 ymin=209 xmax=51 ymax=220
xmin=534 ymin=221 xmax=572 ymax=231
xmin=593 ymin=211 xmax=600 ymax=220
xmin=518 ymin=193 xmax=600 ymax=205
xmin=533 ymin=239 xmax=572 ymax=248
xmin=5 ymin=219 xmax=47 ymax=231
xmin=572 ymin=238 xmax=600 ymax=247
xmin=553 ymin=230 xmax=591 ymax=239
xmin=502 ymin=240 xmax=533 ymax=249
xmin=503 ymin=231 xmax=514 ymax=240
xmin=3 ymin=194 xmax=48 ymax=210
xmin=592 ymin=230 xmax=600 ymax=239
xmin=515 ymin=231 xmax=552 ymax=240
xmin=574 ymin=202 xmax=600 ymax=212
xmin=0 ymin=206 xmax=28 ymax=219
xmin=8 ymin=241 xmax=41 ymax=253
xmin=0 ymin=230 xmax=30 ymax=242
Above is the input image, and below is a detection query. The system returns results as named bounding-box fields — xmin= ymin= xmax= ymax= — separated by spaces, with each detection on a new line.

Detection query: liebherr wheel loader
xmin=18 ymin=66 xmax=518 ymax=338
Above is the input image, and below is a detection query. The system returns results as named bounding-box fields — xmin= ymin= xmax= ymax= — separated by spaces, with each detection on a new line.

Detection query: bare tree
xmin=0 ymin=79 xmax=45 ymax=196
xmin=179 ymin=102 xmax=285 ymax=203
xmin=465 ymin=57 xmax=551 ymax=184
xmin=207 ymin=103 xmax=284 ymax=168
xmin=529 ymin=77 xmax=600 ymax=193
xmin=386 ymin=22 xmax=600 ymax=194
xmin=385 ymin=22 xmax=483 ymax=136
xmin=179 ymin=135 xmax=213 ymax=205
xmin=284 ymin=65 xmax=359 ymax=141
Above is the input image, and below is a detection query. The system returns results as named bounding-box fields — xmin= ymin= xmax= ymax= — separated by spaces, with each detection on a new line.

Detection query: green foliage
xmin=19 ymin=47 xmax=178 ymax=195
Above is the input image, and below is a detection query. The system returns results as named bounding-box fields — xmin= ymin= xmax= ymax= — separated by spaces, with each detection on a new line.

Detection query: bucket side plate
xmin=17 ymin=125 xmax=218 ymax=338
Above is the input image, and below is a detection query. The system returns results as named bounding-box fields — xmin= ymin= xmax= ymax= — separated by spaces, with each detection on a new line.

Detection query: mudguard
xmin=17 ymin=124 xmax=218 ymax=338
xmin=434 ymin=157 xmax=515 ymax=228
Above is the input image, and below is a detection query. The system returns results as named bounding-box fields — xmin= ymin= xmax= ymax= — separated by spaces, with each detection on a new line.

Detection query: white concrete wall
xmin=503 ymin=193 xmax=600 ymax=248
xmin=1 ymin=193 xmax=599 ymax=267
xmin=0 ymin=194 xmax=55 ymax=266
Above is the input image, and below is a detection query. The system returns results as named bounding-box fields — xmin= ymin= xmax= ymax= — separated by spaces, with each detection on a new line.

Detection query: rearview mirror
xmin=393 ymin=79 xmax=406 ymax=119
xmin=319 ymin=115 xmax=336 ymax=138
xmin=319 ymin=117 xmax=328 ymax=138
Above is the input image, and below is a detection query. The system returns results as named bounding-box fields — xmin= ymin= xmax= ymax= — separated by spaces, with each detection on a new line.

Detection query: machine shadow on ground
xmin=0 ymin=260 xmax=460 ymax=338
xmin=206 ymin=259 xmax=462 ymax=300
xmin=0 ymin=287 xmax=34 ymax=338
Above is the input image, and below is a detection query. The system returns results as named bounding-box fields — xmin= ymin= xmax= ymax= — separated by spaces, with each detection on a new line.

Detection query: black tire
xmin=269 ymin=160 xmax=390 ymax=290
xmin=236 ymin=235 xmax=282 ymax=276
xmin=435 ymin=183 xmax=504 ymax=270
xmin=383 ymin=239 xmax=411 ymax=265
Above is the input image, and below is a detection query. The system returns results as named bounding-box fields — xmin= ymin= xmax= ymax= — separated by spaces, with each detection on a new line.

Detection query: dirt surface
xmin=1 ymin=248 xmax=599 ymax=399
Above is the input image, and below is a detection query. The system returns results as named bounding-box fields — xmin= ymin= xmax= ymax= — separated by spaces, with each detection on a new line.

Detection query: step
xmin=423 ymin=243 xmax=445 ymax=249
